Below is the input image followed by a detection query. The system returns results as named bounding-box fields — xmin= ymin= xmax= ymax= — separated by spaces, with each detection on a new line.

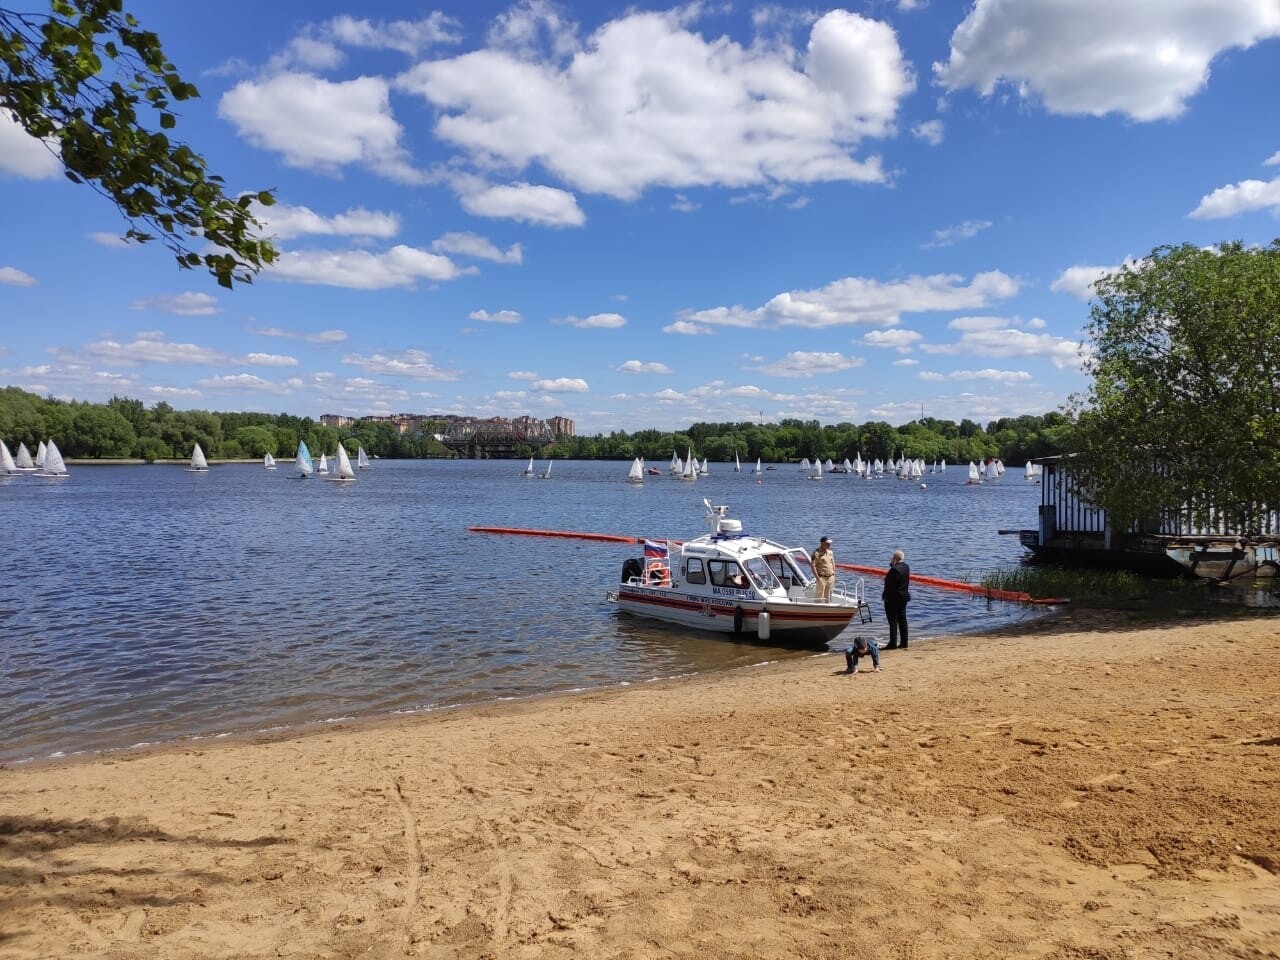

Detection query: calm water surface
xmin=0 ymin=460 xmax=1048 ymax=763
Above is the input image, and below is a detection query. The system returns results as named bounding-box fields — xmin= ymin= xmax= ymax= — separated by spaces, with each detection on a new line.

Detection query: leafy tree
xmin=68 ymin=402 xmax=134 ymax=456
xmin=1 ymin=0 xmax=275 ymax=287
xmin=1070 ymin=240 xmax=1280 ymax=532
xmin=234 ymin=425 xmax=275 ymax=457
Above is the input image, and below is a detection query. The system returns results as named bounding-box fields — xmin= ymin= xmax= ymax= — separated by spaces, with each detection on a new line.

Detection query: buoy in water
xmin=919 ymin=483 xmax=927 ymax=489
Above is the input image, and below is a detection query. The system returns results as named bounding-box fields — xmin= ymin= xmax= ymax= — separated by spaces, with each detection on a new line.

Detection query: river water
xmin=0 ymin=459 xmax=1048 ymax=764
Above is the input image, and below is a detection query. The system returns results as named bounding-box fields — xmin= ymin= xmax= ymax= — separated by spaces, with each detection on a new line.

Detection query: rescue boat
xmin=609 ymin=500 xmax=870 ymax=647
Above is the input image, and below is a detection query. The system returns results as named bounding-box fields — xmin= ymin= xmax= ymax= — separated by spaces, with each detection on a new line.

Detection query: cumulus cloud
xmin=664 ymin=319 xmax=715 ymax=335
xmin=921 ymin=219 xmax=992 ymax=249
xmin=532 ymin=377 xmax=589 ymax=392
xmin=0 ymin=109 xmax=59 ymax=179
xmin=469 ymin=309 xmax=523 ymax=324
xmin=219 ymin=74 xmax=423 ymax=182
xmin=433 ymin=232 xmax=523 ymax=263
xmin=555 ymin=312 xmax=626 ymax=329
xmin=0 ymin=266 xmax=37 ymax=287
xmin=89 ymin=232 xmax=130 ymax=249
xmin=197 ymin=373 xmax=304 ymax=394
xmin=81 ymin=332 xmax=230 ymax=366
xmin=680 ymin=270 xmax=1019 ymax=329
xmin=1051 ymin=260 xmax=1138 ymax=299
xmin=617 ymin=360 xmax=673 ymax=374
xmin=1188 ymin=175 xmax=1280 ymax=218
xmin=145 ymin=385 xmax=203 ymax=399
xmin=395 ymin=8 xmax=912 ymax=201
xmin=921 ymin=326 xmax=1083 ymax=369
xmin=755 ymin=351 xmax=865 ymax=377
xmin=459 ymin=182 xmax=586 ymax=227
xmin=248 ymin=325 xmax=348 ymax=343
xmin=245 ymin=353 xmax=299 ymax=367
xmin=935 ymin=0 xmax=1280 ymax=121
xmin=325 ymin=13 xmax=462 ymax=56
xmin=131 ymin=292 xmax=221 ymax=316
xmin=266 ymin=245 xmax=473 ymax=289
xmin=917 ymin=368 xmax=1033 ymax=384
xmin=507 ymin=370 xmax=540 ymax=381
xmin=862 ymin=329 xmax=923 ymax=351
xmin=254 ymin=202 xmax=400 ymax=240
xmin=342 ymin=349 xmax=462 ymax=380
xmin=912 ymin=119 xmax=944 ymax=145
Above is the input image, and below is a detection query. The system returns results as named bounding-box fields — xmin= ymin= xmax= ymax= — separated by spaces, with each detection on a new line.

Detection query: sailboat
xmin=539 ymin=460 xmax=553 ymax=479
xmin=294 ymin=441 xmax=315 ymax=479
xmin=35 ymin=440 xmax=47 ymax=468
xmin=809 ymin=458 xmax=824 ymax=481
xmin=681 ymin=447 xmax=697 ymax=482
xmin=263 ymin=452 xmax=277 ymax=470
xmin=34 ymin=439 xmax=68 ymax=479
xmin=699 ymin=457 xmax=709 ymax=476
xmin=1 ymin=440 xmax=19 ymax=477
xmin=357 ymin=447 xmax=371 ymax=470
xmin=734 ymin=451 xmax=741 ymax=472
xmin=522 ymin=456 xmax=535 ymax=477
xmin=317 ymin=452 xmax=330 ymax=474
xmin=669 ymin=450 xmax=681 ymax=476
xmin=12 ymin=442 xmax=36 ymax=472
xmin=627 ymin=457 xmax=645 ymax=484
xmin=967 ymin=461 xmax=982 ymax=485
xmin=187 ymin=443 xmax=209 ymax=472
xmin=324 ymin=443 xmax=357 ymax=482
xmin=752 ymin=457 xmax=762 ymax=475
xmin=985 ymin=459 xmax=1000 ymax=481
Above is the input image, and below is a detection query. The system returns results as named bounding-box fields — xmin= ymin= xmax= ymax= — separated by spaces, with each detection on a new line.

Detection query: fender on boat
xmin=757 ymin=609 xmax=771 ymax=640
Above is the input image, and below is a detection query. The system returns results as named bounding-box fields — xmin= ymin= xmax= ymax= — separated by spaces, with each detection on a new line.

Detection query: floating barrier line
xmin=468 ymin=526 xmax=1065 ymax=605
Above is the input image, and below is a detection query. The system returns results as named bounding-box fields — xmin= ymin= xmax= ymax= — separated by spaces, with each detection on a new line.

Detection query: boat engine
xmin=621 ymin=557 xmax=644 ymax=584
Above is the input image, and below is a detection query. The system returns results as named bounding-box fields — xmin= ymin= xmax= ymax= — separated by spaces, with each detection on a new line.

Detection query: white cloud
xmin=507 ymin=370 xmax=540 ymax=381
xmin=219 ymin=73 xmax=423 ymax=182
xmin=469 ymin=309 xmax=523 ymax=324
xmin=254 ymin=202 xmax=400 ymax=240
xmin=395 ymin=8 xmax=911 ymax=201
xmin=326 ymin=13 xmax=462 ymax=56
xmin=146 ymin=385 xmax=203 ymax=399
xmin=862 ymin=329 xmax=922 ymax=350
xmin=672 ymin=194 xmax=700 ymax=213
xmin=664 ymin=320 xmax=715 ymax=335
xmin=921 ymin=326 xmax=1083 ymax=369
xmin=755 ymin=351 xmax=865 ymax=377
xmin=921 ymin=219 xmax=991 ymax=249
xmin=486 ymin=0 xmax=579 ymax=59
xmin=268 ymin=37 xmax=345 ymax=73
xmin=935 ymin=0 xmax=1280 ymax=121
xmin=917 ymin=368 xmax=1033 ymax=385
xmin=532 ymin=377 xmax=589 ymax=392
xmin=245 ymin=353 xmax=299 ymax=367
xmin=617 ymin=360 xmax=673 ymax=374
xmin=342 ymin=349 xmax=462 ymax=380
xmin=0 ymin=266 xmax=37 ymax=287
xmin=15 ymin=363 xmax=138 ymax=391
xmin=912 ymin=119 xmax=944 ymax=145
xmin=1265 ymin=150 xmax=1280 ymax=166
xmin=266 ymin=245 xmax=473 ymax=289
xmin=556 ymin=312 xmax=626 ymax=329
xmin=81 ymin=332 xmax=230 ymax=366
xmin=680 ymin=270 xmax=1019 ymax=329
xmin=1188 ymin=175 xmax=1280 ymax=218
xmin=248 ymin=325 xmax=348 ymax=344
xmin=947 ymin=315 xmax=1009 ymax=332
xmin=0 ymin=109 xmax=59 ymax=179
xmin=197 ymin=373 xmax=304 ymax=394
xmin=89 ymin=232 xmax=130 ymax=248
xmin=1051 ymin=261 xmax=1137 ymax=299
xmin=893 ymin=358 xmax=920 ymax=366
xmin=459 ymin=182 xmax=585 ymax=227
xmin=131 ymin=292 xmax=221 ymax=316
xmin=433 ymin=232 xmax=523 ymax=263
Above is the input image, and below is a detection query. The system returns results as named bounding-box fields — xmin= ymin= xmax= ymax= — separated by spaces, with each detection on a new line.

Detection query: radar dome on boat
xmin=717 ymin=518 xmax=743 ymax=534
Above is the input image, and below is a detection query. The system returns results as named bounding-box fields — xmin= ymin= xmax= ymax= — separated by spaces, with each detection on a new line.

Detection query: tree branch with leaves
xmin=1 ymin=0 xmax=275 ymax=287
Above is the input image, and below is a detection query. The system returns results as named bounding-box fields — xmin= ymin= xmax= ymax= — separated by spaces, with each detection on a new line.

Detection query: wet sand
xmin=2 ymin=608 xmax=1278 ymax=959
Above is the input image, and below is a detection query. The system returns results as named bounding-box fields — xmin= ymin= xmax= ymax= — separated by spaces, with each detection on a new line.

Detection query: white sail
xmin=753 ymin=457 xmax=762 ymax=474
xmin=985 ymin=459 xmax=1000 ymax=480
xmin=627 ymin=457 xmax=644 ymax=484
xmin=36 ymin=439 xmax=67 ymax=477
xmin=968 ymin=461 xmax=981 ymax=483
xmin=189 ymin=443 xmax=209 ymax=471
xmin=13 ymin=442 xmax=35 ymax=470
xmin=799 ymin=457 xmax=810 ymax=472
xmin=522 ymin=456 xmax=534 ymax=476
xmin=699 ymin=457 xmax=709 ymax=475
xmin=941 ymin=459 xmax=947 ymax=471
xmin=264 ymin=452 xmax=276 ymax=470
xmin=1025 ymin=461 xmax=1035 ymax=480
xmin=842 ymin=458 xmax=853 ymax=473
xmin=669 ymin=450 xmax=681 ymax=475
xmin=810 ymin=459 xmax=823 ymax=480
xmin=35 ymin=440 xmax=47 ymax=467
xmin=357 ymin=447 xmax=371 ymax=469
xmin=734 ymin=451 xmax=741 ymax=472
xmin=326 ymin=443 xmax=356 ymax=481
xmin=317 ymin=452 xmax=329 ymax=474
xmin=295 ymin=441 xmax=314 ymax=477
xmin=681 ymin=447 xmax=697 ymax=481
xmin=540 ymin=460 xmax=553 ymax=479
xmin=1 ymin=440 xmax=17 ymax=474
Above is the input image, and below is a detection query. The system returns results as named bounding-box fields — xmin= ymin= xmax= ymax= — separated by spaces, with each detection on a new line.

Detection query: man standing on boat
xmin=883 ymin=549 xmax=911 ymax=649
xmin=812 ymin=536 xmax=836 ymax=602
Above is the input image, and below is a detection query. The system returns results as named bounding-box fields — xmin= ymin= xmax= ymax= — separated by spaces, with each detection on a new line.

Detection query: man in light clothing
xmin=812 ymin=536 xmax=836 ymax=602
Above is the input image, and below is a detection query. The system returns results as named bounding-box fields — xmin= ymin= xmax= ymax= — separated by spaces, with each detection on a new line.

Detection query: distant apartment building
xmin=549 ymin=416 xmax=576 ymax=437
xmin=319 ymin=414 xmax=355 ymax=428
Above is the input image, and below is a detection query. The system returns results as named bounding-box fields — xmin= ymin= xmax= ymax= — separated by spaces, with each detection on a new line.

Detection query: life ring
xmin=644 ymin=561 xmax=671 ymax=587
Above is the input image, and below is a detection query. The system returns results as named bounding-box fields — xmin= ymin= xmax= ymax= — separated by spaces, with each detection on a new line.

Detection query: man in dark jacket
xmin=882 ymin=549 xmax=911 ymax=649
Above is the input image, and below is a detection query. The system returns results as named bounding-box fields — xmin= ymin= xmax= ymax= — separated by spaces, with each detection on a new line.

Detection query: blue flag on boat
xmin=643 ymin=539 xmax=668 ymax=559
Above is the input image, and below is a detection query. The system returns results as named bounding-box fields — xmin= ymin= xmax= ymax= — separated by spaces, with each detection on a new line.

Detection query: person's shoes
xmin=884 ymin=642 xmax=898 ymax=650
xmin=900 ymin=643 xmax=908 ymax=649
xmin=873 ymin=667 xmax=882 ymax=672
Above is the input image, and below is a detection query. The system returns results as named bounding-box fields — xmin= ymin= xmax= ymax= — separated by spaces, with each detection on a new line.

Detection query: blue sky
xmin=3 ymin=0 xmax=1280 ymax=434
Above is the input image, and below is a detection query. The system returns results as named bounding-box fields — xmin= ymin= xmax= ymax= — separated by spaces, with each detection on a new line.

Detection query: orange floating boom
xmin=467 ymin=527 xmax=1065 ymax=605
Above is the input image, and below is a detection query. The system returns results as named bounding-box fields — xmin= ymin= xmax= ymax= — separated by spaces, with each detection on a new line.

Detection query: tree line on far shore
xmin=0 ymin=387 xmax=1072 ymax=466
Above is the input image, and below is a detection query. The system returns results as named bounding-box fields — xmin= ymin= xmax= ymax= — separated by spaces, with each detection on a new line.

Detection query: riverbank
xmin=2 ymin=608 xmax=1277 ymax=959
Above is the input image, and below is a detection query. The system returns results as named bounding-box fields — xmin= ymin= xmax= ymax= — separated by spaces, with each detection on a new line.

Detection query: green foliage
xmin=0 ymin=0 xmax=276 ymax=287
xmin=1070 ymin=240 xmax=1280 ymax=533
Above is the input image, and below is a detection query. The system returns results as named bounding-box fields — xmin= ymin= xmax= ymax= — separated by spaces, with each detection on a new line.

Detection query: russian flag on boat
xmin=643 ymin=539 xmax=668 ymax=559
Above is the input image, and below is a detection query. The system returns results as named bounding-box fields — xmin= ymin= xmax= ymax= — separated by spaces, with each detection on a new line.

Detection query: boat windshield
xmin=742 ymin=556 xmax=781 ymax=590
xmin=786 ymin=549 xmax=816 ymax=586
xmin=761 ymin=551 xmax=813 ymax=588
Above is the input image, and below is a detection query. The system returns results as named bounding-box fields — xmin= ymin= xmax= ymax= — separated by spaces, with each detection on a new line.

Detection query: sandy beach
xmin=2 ymin=607 xmax=1277 ymax=959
